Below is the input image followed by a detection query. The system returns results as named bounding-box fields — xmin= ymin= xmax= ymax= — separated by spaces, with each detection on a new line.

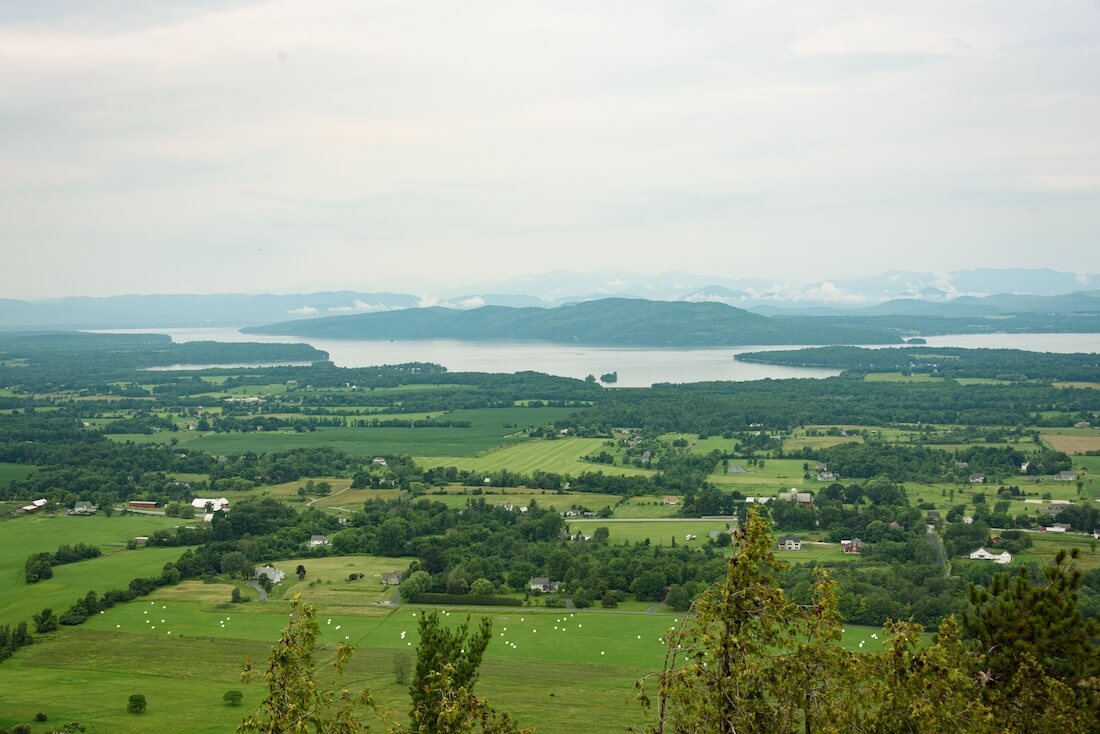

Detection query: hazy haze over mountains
xmin=2 ymin=267 xmax=1098 ymax=330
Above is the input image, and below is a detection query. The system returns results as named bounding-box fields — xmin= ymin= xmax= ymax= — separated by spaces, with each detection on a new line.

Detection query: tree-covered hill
xmin=243 ymin=298 xmax=903 ymax=346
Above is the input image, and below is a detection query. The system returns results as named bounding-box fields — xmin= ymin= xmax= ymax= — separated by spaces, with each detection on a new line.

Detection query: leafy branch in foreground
xmin=236 ymin=596 xmax=527 ymax=734
xmin=237 ymin=594 xmax=375 ymax=734
xmin=638 ymin=507 xmax=1099 ymax=734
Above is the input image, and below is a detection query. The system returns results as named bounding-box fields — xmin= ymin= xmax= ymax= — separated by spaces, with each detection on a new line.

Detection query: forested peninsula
xmin=243 ymin=298 xmax=903 ymax=345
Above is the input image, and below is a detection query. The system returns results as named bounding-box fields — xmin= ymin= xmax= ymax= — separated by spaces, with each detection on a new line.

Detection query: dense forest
xmin=737 ymin=345 xmax=1100 ymax=381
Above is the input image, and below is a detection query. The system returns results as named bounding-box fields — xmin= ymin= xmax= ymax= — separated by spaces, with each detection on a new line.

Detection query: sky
xmin=1 ymin=0 xmax=1099 ymax=299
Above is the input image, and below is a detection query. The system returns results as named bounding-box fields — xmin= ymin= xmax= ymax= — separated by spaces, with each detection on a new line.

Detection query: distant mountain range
xmin=2 ymin=268 xmax=1098 ymax=330
xmin=243 ymin=298 xmax=904 ymax=346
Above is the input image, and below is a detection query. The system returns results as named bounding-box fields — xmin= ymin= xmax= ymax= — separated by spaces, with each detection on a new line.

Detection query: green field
xmin=0 ymin=462 xmax=36 ymax=487
xmin=106 ymin=407 xmax=578 ymax=457
xmin=864 ymin=372 xmax=945 ymax=383
xmin=417 ymin=437 xmax=654 ymax=477
xmin=0 ymin=581 xmax=893 ymax=734
xmin=0 ymin=514 xmax=194 ymax=624
xmin=567 ymin=519 xmax=735 ymax=547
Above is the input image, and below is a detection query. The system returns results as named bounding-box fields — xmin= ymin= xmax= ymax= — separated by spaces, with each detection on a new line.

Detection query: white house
xmin=191 ymin=497 xmax=230 ymax=512
xmin=777 ymin=536 xmax=802 ymax=551
xmin=528 ymin=577 xmax=559 ymax=593
xmin=969 ymin=548 xmax=1012 ymax=564
xmin=254 ymin=565 xmax=287 ymax=584
xmin=309 ymin=535 xmax=329 ymax=546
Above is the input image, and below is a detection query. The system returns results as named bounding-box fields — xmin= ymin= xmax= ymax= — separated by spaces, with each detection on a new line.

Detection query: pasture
xmin=1007 ymin=532 xmax=1100 ymax=571
xmin=567 ymin=518 xmax=735 ymax=547
xmin=863 ymin=372 xmax=945 ymax=383
xmin=709 ymin=458 xmax=809 ymax=490
xmin=0 ymin=513 xmax=192 ymax=624
xmin=106 ymin=406 xmax=578 ymax=457
xmin=0 ymin=578 xmax=895 ymax=734
xmin=0 ymin=461 xmax=35 ymax=487
xmin=417 ymin=436 xmax=654 ymax=477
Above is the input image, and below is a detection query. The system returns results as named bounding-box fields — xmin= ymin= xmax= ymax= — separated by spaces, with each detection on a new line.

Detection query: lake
xmin=96 ymin=328 xmax=1100 ymax=388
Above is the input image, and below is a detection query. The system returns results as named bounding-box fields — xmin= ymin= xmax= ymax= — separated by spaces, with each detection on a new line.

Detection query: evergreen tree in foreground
xmin=638 ymin=507 xmax=1100 ymax=734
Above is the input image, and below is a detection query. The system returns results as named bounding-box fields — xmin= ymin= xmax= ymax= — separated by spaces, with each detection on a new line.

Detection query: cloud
xmin=1 ymin=1 xmax=1098 ymax=298
xmin=417 ymin=295 xmax=439 ymax=308
xmin=288 ymin=306 xmax=319 ymax=316
xmin=327 ymin=300 xmax=394 ymax=313
xmin=459 ymin=296 xmax=485 ymax=309
xmin=803 ymin=281 xmax=864 ymax=303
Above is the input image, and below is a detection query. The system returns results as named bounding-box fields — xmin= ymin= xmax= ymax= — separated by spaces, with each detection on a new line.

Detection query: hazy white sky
xmin=1 ymin=1 xmax=1098 ymax=298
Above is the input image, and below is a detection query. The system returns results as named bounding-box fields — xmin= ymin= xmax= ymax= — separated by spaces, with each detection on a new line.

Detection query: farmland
xmin=0 ymin=562 xmax=892 ymax=734
xmin=0 ymin=514 xmax=195 ymax=624
xmin=105 ymin=406 xmax=579 ymax=457
xmin=1041 ymin=428 xmax=1100 ymax=454
xmin=417 ymin=437 xmax=653 ymax=476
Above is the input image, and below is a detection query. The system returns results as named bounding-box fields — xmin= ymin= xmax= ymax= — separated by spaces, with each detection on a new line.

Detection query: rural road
xmin=568 ymin=516 xmax=738 ymax=523
xmin=926 ymin=525 xmax=949 ymax=578
xmin=247 ymin=580 xmax=268 ymax=601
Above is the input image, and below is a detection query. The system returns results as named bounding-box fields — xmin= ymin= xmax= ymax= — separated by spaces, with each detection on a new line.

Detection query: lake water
xmin=97 ymin=328 xmax=1100 ymax=388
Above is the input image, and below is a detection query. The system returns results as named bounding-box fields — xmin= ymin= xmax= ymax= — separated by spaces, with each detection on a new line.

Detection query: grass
xmin=416 ymin=437 xmax=654 ymax=477
xmin=709 ymin=458 xmax=810 ymax=493
xmin=864 ymin=372 xmax=945 ymax=383
xmin=0 ymin=462 xmax=36 ymax=488
xmin=567 ymin=519 xmax=735 ymax=547
xmin=425 ymin=490 xmax=622 ymax=513
xmin=1040 ymin=428 xmax=1100 ymax=454
xmin=106 ymin=407 xmax=578 ymax=457
xmin=0 ymin=513 xmax=195 ymax=625
xmin=0 ymin=579 xmax=894 ymax=734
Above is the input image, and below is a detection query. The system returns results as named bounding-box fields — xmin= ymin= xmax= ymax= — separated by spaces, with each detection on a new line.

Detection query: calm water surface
xmin=99 ymin=328 xmax=1100 ymax=388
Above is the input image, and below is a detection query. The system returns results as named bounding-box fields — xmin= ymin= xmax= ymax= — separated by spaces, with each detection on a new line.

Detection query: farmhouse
xmin=528 ymin=577 xmax=560 ymax=593
xmin=1057 ymin=470 xmax=1078 ymax=481
xmin=778 ymin=489 xmax=814 ymax=508
xmin=19 ymin=498 xmax=48 ymax=513
xmin=69 ymin=501 xmax=97 ymax=516
xmin=191 ymin=497 xmax=230 ymax=512
xmin=817 ymin=471 xmax=838 ymax=482
xmin=727 ymin=464 xmax=747 ymax=474
xmin=1075 ymin=421 xmax=1091 ymax=428
xmin=969 ymin=548 xmax=1012 ymax=564
xmin=777 ymin=536 xmax=802 ymax=551
xmin=969 ymin=473 xmax=986 ymax=484
xmin=255 ymin=565 xmax=286 ymax=584
xmin=841 ymin=538 xmax=863 ymax=554
xmin=128 ymin=500 xmax=158 ymax=509
xmin=309 ymin=535 xmax=329 ymax=546
xmin=663 ymin=496 xmax=680 ymax=505
xmin=372 ymin=457 xmax=387 ymax=466
xmin=381 ymin=571 xmax=404 ymax=586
